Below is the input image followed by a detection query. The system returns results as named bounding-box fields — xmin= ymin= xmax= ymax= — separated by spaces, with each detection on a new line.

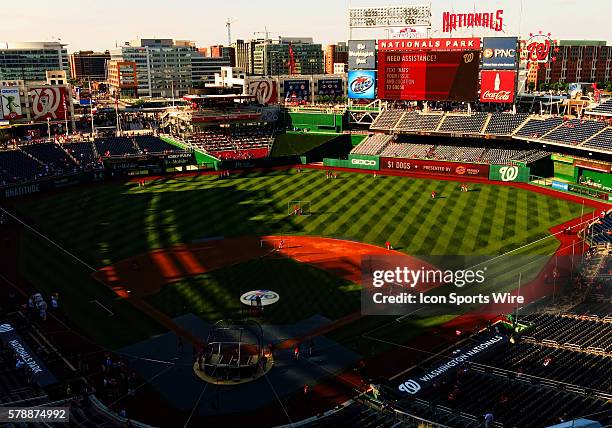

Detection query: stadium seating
xmin=484 ymin=113 xmax=529 ymax=135
xmin=63 ymin=141 xmax=101 ymax=168
xmin=94 ymin=137 xmax=138 ymax=157
xmin=437 ymin=113 xmax=488 ymax=134
xmin=134 ymin=136 xmax=184 ymax=154
xmin=0 ymin=150 xmax=46 ymax=184
xmin=542 ymin=119 xmax=606 ymax=145
xmin=586 ymin=212 xmax=612 ymax=245
xmin=520 ymin=313 xmax=611 ymax=352
xmin=186 ymin=124 xmax=275 ymax=159
xmin=582 ymin=128 xmax=612 ymax=151
xmin=350 ymin=134 xmax=393 ymax=156
xmin=406 ymin=369 xmax=611 ymax=428
xmin=370 ymin=110 xmax=405 ymax=131
xmin=395 ymin=112 xmax=445 ymax=132
xmin=482 ymin=341 xmax=611 ymax=391
xmin=379 ymin=142 xmax=433 ymax=158
xmin=20 ymin=143 xmax=76 ymax=173
xmin=515 ymin=117 xmax=564 ymax=138
xmin=588 ymin=99 xmax=612 ymax=115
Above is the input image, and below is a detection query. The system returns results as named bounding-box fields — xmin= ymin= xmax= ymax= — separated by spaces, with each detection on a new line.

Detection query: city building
xmin=69 ymin=51 xmax=110 ymax=82
xmin=110 ymin=39 xmax=193 ymax=98
xmin=110 ymin=39 xmax=231 ymax=97
xmin=0 ymin=42 xmax=69 ymax=82
xmin=233 ymin=39 xmax=259 ymax=75
xmin=324 ymin=42 xmax=348 ymax=74
xmin=46 ymin=70 xmax=67 ymax=85
xmin=534 ymin=40 xmax=612 ymax=86
xmin=208 ymin=45 xmax=236 ymax=67
xmin=191 ymin=53 xmax=231 ymax=87
xmin=107 ymin=60 xmax=138 ymax=98
xmin=253 ymin=38 xmax=324 ymax=76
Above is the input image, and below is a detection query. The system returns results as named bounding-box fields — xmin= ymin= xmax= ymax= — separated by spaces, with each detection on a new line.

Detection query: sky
xmin=3 ymin=0 xmax=611 ymax=52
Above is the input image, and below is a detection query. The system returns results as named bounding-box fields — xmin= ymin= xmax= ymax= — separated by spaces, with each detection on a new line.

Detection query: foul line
xmin=0 ymin=207 xmax=96 ymax=273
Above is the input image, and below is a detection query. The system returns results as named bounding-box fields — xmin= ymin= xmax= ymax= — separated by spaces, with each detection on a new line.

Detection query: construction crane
xmin=253 ymin=27 xmax=271 ymax=40
xmin=226 ymin=18 xmax=236 ymax=46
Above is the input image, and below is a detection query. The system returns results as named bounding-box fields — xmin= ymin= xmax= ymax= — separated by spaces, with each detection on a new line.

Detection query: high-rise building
xmin=0 ymin=42 xmax=69 ymax=82
xmin=69 ymin=51 xmax=110 ymax=81
xmin=253 ymin=38 xmax=324 ymax=76
xmin=110 ymin=39 xmax=193 ymax=98
xmin=233 ymin=39 xmax=259 ymax=75
xmin=110 ymin=39 xmax=231 ymax=96
xmin=532 ymin=40 xmax=612 ymax=86
xmin=324 ymin=42 xmax=348 ymax=74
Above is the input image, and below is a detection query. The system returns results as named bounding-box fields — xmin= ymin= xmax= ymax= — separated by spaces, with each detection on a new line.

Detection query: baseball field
xmin=9 ymin=168 xmax=591 ymax=352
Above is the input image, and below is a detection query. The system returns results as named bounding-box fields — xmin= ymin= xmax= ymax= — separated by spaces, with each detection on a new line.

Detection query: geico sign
xmin=351 ymin=159 xmax=377 ymax=166
xmin=499 ymin=166 xmax=519 ymax=181
xmin=398 ymin=379 xmax=421 ymax=395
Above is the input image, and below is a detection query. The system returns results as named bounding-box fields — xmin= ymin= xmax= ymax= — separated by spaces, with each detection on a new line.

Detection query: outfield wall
xmin=284 ymin=111 xmax=346 ymax=133
xmin=159 ymin=135 xmax=220 ymax=168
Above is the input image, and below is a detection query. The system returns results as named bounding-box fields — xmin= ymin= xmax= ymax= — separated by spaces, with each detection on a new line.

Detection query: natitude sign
xmin=480 ymin=70 xmax=516 ymax=104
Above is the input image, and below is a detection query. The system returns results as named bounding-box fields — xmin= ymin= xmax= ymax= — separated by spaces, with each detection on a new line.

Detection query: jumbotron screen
xmin=377 ymin=38 xmax=481 ymax=101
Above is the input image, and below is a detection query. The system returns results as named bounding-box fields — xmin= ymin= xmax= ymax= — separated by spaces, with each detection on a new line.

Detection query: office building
xmin=253 ymin=38 xmax=324 ymax=76
xmin=69 ymin=51 xmax=110 ymax=81
xmin=0 ymin=42 xmax=69 ymax=82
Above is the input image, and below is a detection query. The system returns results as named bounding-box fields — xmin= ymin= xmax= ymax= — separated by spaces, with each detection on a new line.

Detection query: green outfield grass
xmin=10 ymin=169 xmax=591 ymax=349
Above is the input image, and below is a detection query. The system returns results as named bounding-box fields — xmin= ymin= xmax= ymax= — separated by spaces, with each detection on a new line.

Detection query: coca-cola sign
xmin=480 ymin=70 xmax=515 ymax=104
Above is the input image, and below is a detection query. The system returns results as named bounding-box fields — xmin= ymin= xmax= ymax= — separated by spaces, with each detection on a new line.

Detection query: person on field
xmin=294 ymin=344 xmax=300 ymax=359
xmin=431 ymin=191 xmax=437 ymax=199
xmin=385 ymin=241 xmax=392 ymax=250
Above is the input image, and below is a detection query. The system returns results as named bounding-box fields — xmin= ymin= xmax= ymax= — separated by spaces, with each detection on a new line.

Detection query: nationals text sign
xmin=480 ymin=70 xmax=516 ymax=103
xmin=381 ymin=158 xmax=489 ymax=178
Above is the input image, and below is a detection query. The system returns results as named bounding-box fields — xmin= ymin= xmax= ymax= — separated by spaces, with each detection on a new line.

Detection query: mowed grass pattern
xmin=10 ymin=170 xmax=589 ymax=348
xmin=12 ymin=169 xmax=587 ymax=268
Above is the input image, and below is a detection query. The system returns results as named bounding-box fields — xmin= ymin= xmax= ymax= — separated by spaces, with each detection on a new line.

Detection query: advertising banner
xmin=489 ymin=165 xmax=530 ymax=182
xmin=482 ymin=37 xmax=518 ymax=70
xmin=552 ymin=181 xmax=570 ymax=191
xmin=377 ymin=50 xmax=480 ymax=101
xmin=348 ymin=154 xmax=380 ymax=170
xmin=348 ymin=71 xmax=376 ymax=99
xmin=283 ymin=80 xmax=310 ymax=103
xmin=29 ymin=86 xmax=69 ymax=121
xmin=378 ymin=38 xmax=481 ymax=51
xmin=246 ymin=79 xmax=278 ymax=105
xmin=0 ymin=323 xmax=57 ymax=387
xmin=316 ymin=78 xmax=343 ymax=99
xmin=396 ymin=334 xmax=507 ymax=396
xmin=380 ymin=158 xmax=489 ymax=178
xmin=348 ymin=40 xmax=377 ymax=70
xmin=0 ymin=87 xmax=23 ymax=119
xmin=480 ymin=70 xmax=516 ymax=103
